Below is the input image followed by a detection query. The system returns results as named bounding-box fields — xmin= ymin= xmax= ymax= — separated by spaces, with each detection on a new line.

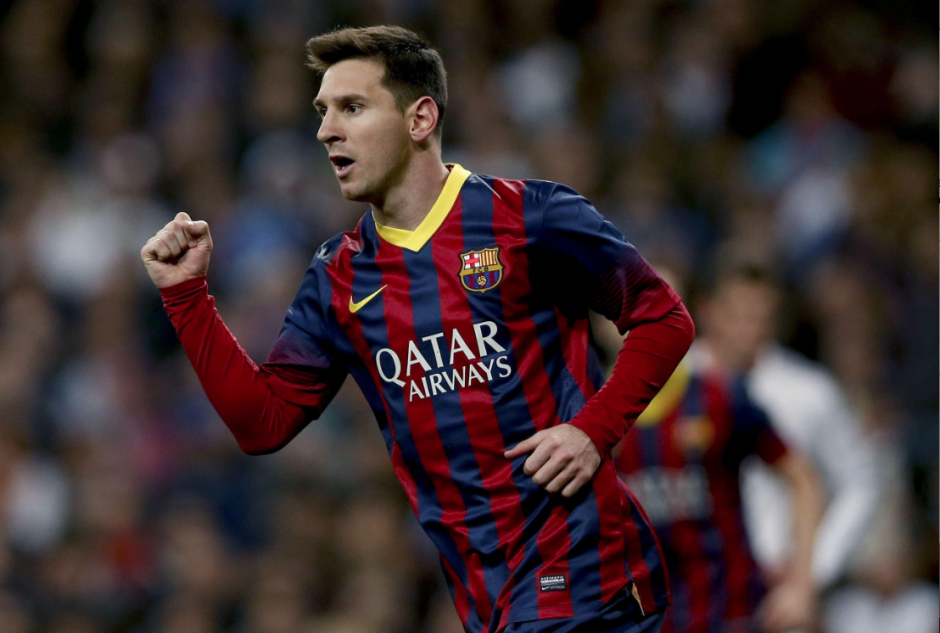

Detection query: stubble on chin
xmin=339 ymin=179 xmax=370 ymax=202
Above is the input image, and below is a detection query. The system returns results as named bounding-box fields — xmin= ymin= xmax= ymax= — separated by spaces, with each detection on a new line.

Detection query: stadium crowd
xmin=0 ymin=0 xmax=935 ymax=632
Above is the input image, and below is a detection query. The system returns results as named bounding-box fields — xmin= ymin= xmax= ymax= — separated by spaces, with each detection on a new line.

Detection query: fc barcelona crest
xmin=459 ymin=246 xmax=504 ymax=293
xmin=674 ymin=415 xmax=715 ymax=456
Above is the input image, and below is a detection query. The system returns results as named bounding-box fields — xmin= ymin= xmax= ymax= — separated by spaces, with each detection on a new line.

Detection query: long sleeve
xmin=161 ymin=276 xmax=346 ymax=455
xmin=531 ymin=183 xmax=695 ymax=457
xmin=569 ymin=303 xmax=694 ymax=456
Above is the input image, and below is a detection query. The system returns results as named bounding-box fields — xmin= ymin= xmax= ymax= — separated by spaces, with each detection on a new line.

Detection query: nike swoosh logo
xmin=349 ymin=285 xmax=387 ymax=313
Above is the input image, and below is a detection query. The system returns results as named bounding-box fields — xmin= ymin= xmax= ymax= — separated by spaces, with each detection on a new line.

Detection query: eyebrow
xmin=312 ymin=93 xmax=369 ymax=109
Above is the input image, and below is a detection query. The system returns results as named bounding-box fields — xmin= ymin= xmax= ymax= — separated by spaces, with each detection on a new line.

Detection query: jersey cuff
xmin=159 ymin=276 xmax=208 ymax=301
xmin=569 ymin=410 xmax=625 ymax=458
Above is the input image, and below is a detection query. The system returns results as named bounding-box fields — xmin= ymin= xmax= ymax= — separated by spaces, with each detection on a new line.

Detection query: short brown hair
xmin=306 ymin=26 xmax=447 ymax=136
xmin=704 ymin=260 xmax=781 ymax=301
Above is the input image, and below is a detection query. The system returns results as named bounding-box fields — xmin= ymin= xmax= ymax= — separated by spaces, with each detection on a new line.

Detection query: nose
xmin=317 ymin=110 xmax=344 ymax=144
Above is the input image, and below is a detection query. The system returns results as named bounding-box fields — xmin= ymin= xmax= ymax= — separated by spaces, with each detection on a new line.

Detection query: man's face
xmin=704 ymin=279 xmax=778 ymax=370
xmin=314 ymin=59 xmax=412 ymax=202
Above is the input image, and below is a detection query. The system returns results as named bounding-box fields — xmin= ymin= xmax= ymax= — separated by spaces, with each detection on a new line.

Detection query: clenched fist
xmin=141 ymin=212 xmax=213 ymax=289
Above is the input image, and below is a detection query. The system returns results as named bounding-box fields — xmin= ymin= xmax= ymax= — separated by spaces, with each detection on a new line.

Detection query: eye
xmin=345 ymin=104 xmax=362 ymax=114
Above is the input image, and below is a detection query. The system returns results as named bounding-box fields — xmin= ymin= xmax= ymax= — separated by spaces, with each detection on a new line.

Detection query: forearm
xmin=161 ymin=277 xmax=316 ymax=454
xmin=811 ymin=486 xmax=879 ymax=586
xmin=778 ymin=453 xmax=826 ymax=584
xmin=570 ymin=302 xmax=695 ymax=456
xmin=810 ymin=409 xmax=880 ymax=586
xmin=757 ymin=454 xmax=824 ymax=633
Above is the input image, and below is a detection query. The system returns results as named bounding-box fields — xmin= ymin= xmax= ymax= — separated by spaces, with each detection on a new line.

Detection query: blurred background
xmin=0 ymin=0 xmax=935 ymax=632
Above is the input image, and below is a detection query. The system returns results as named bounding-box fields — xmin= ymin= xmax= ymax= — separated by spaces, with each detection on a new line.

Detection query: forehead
xmin=719 ymin=280 xmax=777 ymax=310
xmin=316 ymin=58 xmax=388 ymax=102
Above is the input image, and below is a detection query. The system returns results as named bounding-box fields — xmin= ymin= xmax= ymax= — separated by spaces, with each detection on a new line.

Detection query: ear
xmin=409 ymin=96 xmax=440 ymax=143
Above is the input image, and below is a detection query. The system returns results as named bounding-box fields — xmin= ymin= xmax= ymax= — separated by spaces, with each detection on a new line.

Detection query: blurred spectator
xmin=889 ymin=42 xmax=938 ymax=145
xmin=27 ymin=132 xmax=168 ymax=303
xmin=748 ymin=71 xmax=866 ymax=271
xmin=0 ymin=591 xmax=34 ymax=633
xmin=43 ymin=612 xmax=104 ymax=633
xmin=660 ymin=18 xmax=733 ymax=141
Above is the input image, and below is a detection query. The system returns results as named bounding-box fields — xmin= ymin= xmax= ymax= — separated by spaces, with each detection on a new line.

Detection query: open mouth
xmin=330 ymin=156 xmax=355 ymax=178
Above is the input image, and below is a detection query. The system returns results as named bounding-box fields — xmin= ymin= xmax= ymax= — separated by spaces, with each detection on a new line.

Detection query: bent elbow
xmin=233 ymin=411 xmax=321 ymax=456
xmin=236 ymin=436 xmax=287 ymax=456
xmin=241 ymin=444 xmax=277 ymax=456
xmin=676 ymin=301 xmax=696 ymax=346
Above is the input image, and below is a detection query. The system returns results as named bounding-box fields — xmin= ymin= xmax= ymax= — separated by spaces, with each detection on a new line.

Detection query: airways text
xmin=374 ymin=321 xmax=514 ymax=401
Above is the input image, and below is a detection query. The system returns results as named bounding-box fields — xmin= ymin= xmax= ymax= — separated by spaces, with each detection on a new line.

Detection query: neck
xmin=371 ymin=151 xmax=451 ymax=231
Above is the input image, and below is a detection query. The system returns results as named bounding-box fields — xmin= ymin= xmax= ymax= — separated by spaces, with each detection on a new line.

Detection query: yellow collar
xmin=373 ymin=164 xmax=471 ymax=252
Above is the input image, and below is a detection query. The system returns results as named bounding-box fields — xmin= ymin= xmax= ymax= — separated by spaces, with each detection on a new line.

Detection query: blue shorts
xmin=504 ymin=586 xmax=667 ymax=633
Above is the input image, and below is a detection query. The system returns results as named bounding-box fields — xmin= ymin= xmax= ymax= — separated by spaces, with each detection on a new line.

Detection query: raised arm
xmin=142 ymin=214 xmax=345 ymax=454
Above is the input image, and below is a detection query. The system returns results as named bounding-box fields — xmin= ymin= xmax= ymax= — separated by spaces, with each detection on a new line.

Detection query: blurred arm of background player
xmin=757 ymin=449 xmax=825 ymax=633
xmin=744 ymin=349 xmax=881 ymax=589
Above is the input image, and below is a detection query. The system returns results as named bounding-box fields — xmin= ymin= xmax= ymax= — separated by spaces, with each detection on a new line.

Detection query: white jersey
xmin=740 ymin=344 xmax=880 ymax=588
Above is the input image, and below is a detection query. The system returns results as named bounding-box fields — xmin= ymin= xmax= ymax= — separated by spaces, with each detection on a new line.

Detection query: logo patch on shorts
xmin=539 ymin=574 xmax=567 ymax=592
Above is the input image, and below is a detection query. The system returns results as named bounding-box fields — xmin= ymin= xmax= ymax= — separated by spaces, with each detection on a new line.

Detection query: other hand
xmin=757 ymin=577 xmax=817 ymax=633
xmin=504 ymin=425 xmax=601 ymax=498
xmin=141 ymin=212 xmax=213 ymax=289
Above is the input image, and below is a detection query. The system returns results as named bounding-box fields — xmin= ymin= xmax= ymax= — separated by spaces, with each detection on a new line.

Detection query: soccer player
xmin=711 ymin=267 xmax=879 ymax=594
xmin=614 ymin=277 xmax=824 ymax=633
xmin=140 ymin=26 xmax=695 ymax=633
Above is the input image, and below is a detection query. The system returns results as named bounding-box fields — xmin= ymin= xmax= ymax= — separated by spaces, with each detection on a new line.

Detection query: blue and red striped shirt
xmin=615 ymin=352 xmax=789 ymax=633
xmin=162 ymin=164 xmax=691 ymax=632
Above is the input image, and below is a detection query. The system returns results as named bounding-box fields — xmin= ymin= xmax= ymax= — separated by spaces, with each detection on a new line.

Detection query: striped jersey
xmin=615 ymin=353 xmax=789 ymax=633
xmin=269 ymin=164 xmax=678 ymax=631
